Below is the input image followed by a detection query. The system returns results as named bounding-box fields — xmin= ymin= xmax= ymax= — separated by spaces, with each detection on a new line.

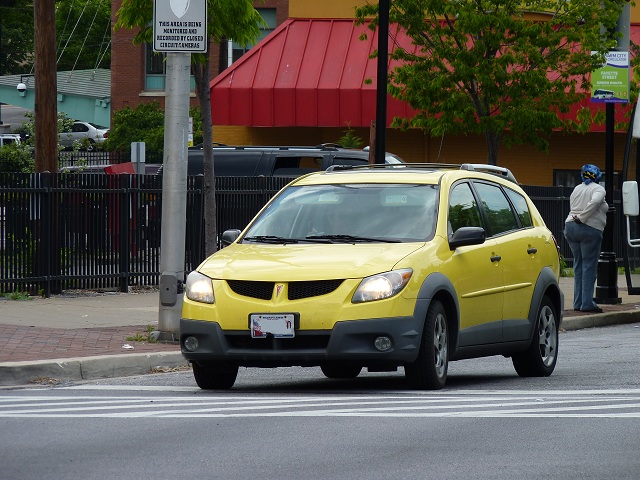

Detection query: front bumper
xmin=180 ymin=315 xmax=424 ymax=368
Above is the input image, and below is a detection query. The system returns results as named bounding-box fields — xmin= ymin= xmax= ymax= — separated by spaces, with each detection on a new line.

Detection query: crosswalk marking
xmin=1 ymin=389 xmax=640 ymax=418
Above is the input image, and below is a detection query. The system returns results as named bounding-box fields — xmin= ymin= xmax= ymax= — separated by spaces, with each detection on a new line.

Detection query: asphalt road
xmin=1 ymin=323 xmax=638 ymax=480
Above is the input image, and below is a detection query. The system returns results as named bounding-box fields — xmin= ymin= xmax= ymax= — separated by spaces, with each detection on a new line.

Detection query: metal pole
xmin=374 ymin=0 xmax=389 ymax=165
xmin=158 ymin=52 xmax=191 ymax=338
xmin=595 ymin=103 xmax=621 ymax=304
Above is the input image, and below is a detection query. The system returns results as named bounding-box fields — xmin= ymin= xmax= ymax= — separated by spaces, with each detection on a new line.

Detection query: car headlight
xmin=352 ymin=269 xmax=412 ymax=303
xmin=185 ymin=271 xmax=215 ymax=304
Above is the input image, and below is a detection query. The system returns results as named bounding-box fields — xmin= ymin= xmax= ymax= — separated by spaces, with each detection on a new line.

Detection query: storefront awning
xmin=210 ymin=19 xmax=639 ymax=131
xmin=210 ymin=19 xmax=416 ymax=127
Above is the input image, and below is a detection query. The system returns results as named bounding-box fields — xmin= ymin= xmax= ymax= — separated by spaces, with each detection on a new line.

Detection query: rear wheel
xmin=512 ymin=295 xmax=558 ymax=377
xmin=320 ymin=363 xmax=362 ymax=379
xmin=405 ymin=299 xmax=448 ymax=390
xmin=192 ymin=362 xmax=238 ymax=389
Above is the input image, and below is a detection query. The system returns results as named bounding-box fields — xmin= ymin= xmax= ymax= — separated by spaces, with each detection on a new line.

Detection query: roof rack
xmin=326 ymin=162 xmax=518 ymax=183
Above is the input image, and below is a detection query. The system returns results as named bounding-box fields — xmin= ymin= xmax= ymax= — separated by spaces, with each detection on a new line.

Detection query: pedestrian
xmin=564 ymin=164 xmax=608 ymax=313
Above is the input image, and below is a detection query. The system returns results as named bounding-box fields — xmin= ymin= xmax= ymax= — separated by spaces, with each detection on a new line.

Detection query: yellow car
xmin=181 ymin=163 xmax=563 ymax=389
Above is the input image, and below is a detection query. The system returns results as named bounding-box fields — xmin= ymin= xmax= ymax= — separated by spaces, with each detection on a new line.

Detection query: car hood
xmin=197 ymin=243 xmax=425 ymax=281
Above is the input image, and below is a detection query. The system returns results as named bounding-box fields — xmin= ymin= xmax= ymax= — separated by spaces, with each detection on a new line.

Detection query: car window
xmin=473 ymin=181 xmax=519 ymax=236
xmin=72 ymin=123 xmax=88 ymax=133
xmin=272 ymin=155 xmax=322 ymax=175
xmin=448 ymin=182 xmax=483 ymax=234
xmin=504 ymin=187 xmax=533 ymax=228
xmin=244 ymin=183 xmax=438 ymax=242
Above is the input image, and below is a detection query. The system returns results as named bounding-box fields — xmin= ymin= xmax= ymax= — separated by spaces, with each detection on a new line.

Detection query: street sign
xmin=153 ymin=0 xmax=207 ymax=53
xmin=591 ymin=51 xmax=630 ymax=104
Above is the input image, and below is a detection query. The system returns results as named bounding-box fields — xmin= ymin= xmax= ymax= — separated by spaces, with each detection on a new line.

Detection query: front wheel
xmin=192 ymin=362 xmax=238 ymax=390
xmin=405 ymin=299 xmax=449 ymax=390
xmin=512 ymin=295 xmax=558 ymax=377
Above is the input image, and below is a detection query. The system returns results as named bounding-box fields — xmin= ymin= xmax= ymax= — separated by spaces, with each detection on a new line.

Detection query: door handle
xmin=490 ymin=255 xmax=501 ymax=262
xmin=527 ymin=247 xmax=537 ymax=254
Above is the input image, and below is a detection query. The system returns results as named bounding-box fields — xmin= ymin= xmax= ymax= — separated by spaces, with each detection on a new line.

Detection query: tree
xmin=355 ymin=0 xmax=627 ymax=165
xmin=104 ymin=101 xmax=165 ymax=154
xmin=0 ymin=0 xmax=33 ymax=75
xmin=115 ymin=0 xmax=262 ymax=255
xmin=55 ymin=0 xmax=111 ymax=71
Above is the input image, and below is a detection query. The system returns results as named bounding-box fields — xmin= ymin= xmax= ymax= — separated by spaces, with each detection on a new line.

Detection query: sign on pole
xmin=590 ymin=51 xmax=629 ymax=104
xmin=153 ymin=0 xmax=207 ymax=53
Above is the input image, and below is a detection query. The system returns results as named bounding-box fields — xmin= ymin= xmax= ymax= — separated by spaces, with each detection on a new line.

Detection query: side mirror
xmin=221 ymin=229 xmax=241 ymax=247
xmin=448 ymin=226 xmax=486 ymax=250
xmin=622 ymin=181 xmax=639 ymax=217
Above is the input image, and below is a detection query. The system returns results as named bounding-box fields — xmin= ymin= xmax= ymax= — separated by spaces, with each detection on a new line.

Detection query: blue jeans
xmin=564 ymin=221 xmax=603 ymax=310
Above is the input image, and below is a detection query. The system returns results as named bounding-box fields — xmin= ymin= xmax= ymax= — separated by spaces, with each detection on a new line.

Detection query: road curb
xmin=0 ymin=352 xmax=188 ymax=387
xmin=561 ymin=310 xmax=640 ymax=331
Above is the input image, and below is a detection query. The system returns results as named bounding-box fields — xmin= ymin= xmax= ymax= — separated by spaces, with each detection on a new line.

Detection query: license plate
xmin=250 ymin=314 xmax=295 ymax=338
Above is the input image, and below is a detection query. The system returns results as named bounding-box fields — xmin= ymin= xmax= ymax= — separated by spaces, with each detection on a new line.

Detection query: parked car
xmin=0 ymin=133 xmax=21 ymax=147
xmin=173 ymin=144 xmax=404 ymax=177
xmin=60 ymin=121 xmax=109 ymax=151
xmin=180 ymin=163 xmax=564 ymax=390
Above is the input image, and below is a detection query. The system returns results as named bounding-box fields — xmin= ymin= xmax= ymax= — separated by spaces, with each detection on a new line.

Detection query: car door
xmin=472 ymin=181 xmax=537 ymax=339
xmin=447 ymin=181 xmax=504 ymax=346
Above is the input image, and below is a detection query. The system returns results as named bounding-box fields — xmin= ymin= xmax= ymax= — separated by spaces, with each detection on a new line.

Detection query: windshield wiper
xmin=243 ymin=235 xmax=300 ymax=244
xmin=305 ymin=234 xmax=400 ymax=244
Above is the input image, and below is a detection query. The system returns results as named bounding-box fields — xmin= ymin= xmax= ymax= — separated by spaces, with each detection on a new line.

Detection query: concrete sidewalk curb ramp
xmin=0 ymin=352 xmax=188 ymax=387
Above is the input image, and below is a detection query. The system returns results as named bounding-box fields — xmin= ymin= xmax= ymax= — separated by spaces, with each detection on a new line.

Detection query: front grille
xmin=227 ymin=280 xmax=274 ymax=300
xmin=226 ymin=279 xmax=344 ymax=301
xmin=288 ymin=280 xmax=344 ymax=300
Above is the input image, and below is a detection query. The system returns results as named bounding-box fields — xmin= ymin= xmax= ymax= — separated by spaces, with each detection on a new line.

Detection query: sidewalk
xmin=1 ymin=276 xmax=640 ymax=387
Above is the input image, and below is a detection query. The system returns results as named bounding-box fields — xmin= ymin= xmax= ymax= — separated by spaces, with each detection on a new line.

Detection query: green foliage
xmin=0 ymin=291 xmax=31 ymax=300
xmin=0 ymin=0 xmax=34 ymax=75
xmin=0 ymin=143 xmax=34 ymax=173
xmin=355 ymin=0 xmax=627 ymax=165
xmin=115 ymin=0 xmax=263 ymax=48
xmin=55 ymin=0 xmax=111 ymax=70
xmin=104 ymin=101 xmax=165 ymax=154
xmin=337 ymin=126 xmax=364 ymax=149
xmin=0 ymin=0 xmax=110 ymax=75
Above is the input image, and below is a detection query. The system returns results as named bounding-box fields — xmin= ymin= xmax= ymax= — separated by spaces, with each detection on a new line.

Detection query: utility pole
xmin=34 ymin=0 xmax=57 ymax=172
xmin=374 ymin=0 xmax=389 ymax=165
xmin=152 ymin=0 xmax=207 ymax=338
xmin=157 ymin=52 xmax=191 ymax=339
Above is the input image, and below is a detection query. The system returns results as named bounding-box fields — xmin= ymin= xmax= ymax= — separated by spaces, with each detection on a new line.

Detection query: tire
xmin=320 ymin=363 xmax=362 ymax=379
xmin=512 ymin=295 xmax=558 ymax=377
xmin=85 ymin=140 xmax=96 ymax=152
xmin=192 ymin=362 xmax=238 ymax=390
xmin=405 ymin=299 xmax=449 ymax=390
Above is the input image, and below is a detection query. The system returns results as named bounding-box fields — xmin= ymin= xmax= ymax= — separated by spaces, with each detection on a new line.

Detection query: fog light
xmin=374 ymin=336 xmax=392 ymax=352
xmin=184 ymin=336 xmax=199 ymax=352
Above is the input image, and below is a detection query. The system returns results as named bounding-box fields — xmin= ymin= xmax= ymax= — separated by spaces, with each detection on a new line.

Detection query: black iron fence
xmin=1 ymin=173 xmax=638 ymax=296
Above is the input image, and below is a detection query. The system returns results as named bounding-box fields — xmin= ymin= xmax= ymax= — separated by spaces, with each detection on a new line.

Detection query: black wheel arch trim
xmin=415 ymin=272 xmax=461 ymax=356
xmin=526 ymin=267 xmax=564 ymax=339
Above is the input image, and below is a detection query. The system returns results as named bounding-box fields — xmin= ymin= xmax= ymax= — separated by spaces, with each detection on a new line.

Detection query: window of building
xmin=227 ymin=8 xmax=277 ymax=67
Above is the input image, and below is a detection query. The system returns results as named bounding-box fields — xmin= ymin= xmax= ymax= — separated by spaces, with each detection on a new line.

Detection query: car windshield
xmin=243 ymin=183 xmax=439 ymax=243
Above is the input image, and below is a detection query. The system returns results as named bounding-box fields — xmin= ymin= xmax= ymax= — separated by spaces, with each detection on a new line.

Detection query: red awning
xmin=210 ymin=18 xmax=639 ymax=130
xmin=210 ymin=19 xmax=416 ymax=127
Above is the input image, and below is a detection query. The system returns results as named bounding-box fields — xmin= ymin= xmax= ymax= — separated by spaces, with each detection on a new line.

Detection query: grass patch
xmin=0 ymin=291 xmax=31 ymax=300
xmin=126 ymin=324 xmax=158 ymax=343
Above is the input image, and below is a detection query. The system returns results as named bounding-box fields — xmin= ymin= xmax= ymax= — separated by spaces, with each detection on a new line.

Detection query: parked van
xmin=179 ymin=144 xmax=404 ymax=177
